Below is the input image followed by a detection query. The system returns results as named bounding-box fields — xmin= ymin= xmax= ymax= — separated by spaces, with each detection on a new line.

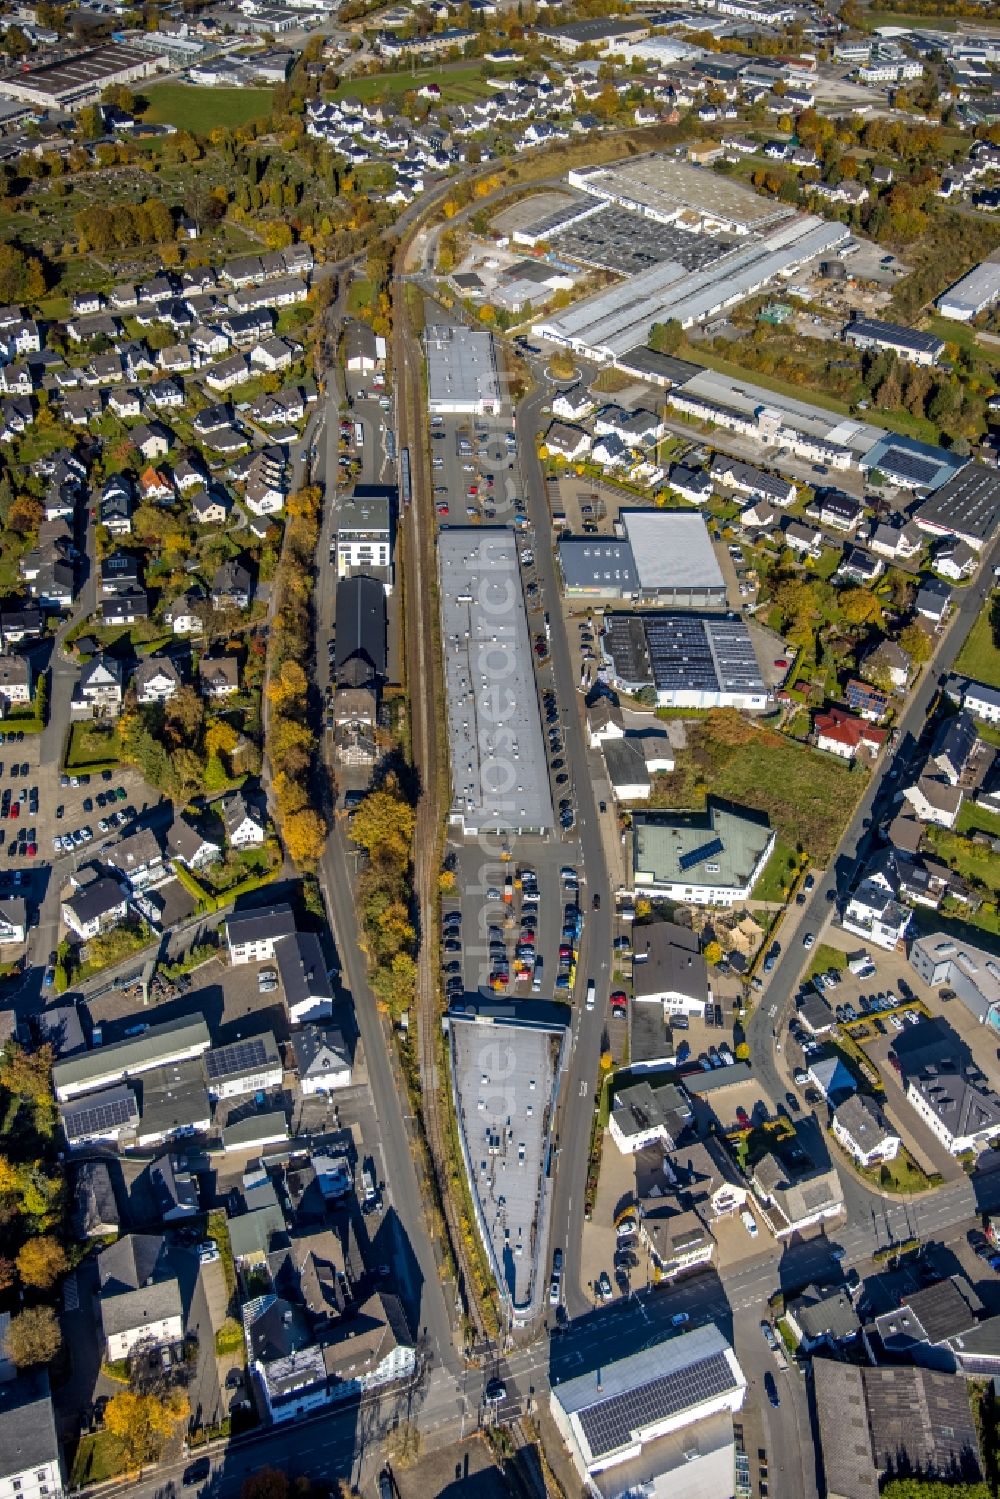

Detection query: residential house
xmin=105 ymin=829 xmax=165 ymax=894
xmin=191 ymin=490 xmax=230 ymax=527
xmin=75 ymin=1160 xmax=120 ymax=1238
xmin=784 ymin=521 xmax=823 ymax=559
xmin=936 ymin=538 xmax=977 ymax=581
xmin=138 ymin=467 xmax=173 ymax=503
xmin=0 ymin=898 xmax=27 ymax=946
xmin=814 ymin=707 xmax=887 ymax=761
xmin=130 ymin=423 xmax=170 ymax=462
xmin=0 ymin=655 xmax=30 ymax=713
xmin=608 ymin=1079 xmax=692 ymax=1155
xmin=100 ymin=591 xmax=149 ymax=628
xmin=870 ymin=521 xmax=923 ymax=562
xmin=164 ymin=591 xmax=205 ymax=636
xmin=862 ymin=639 xmax=911 ymax=692
xmin=276 ymin=932 xmax=334 ymax=1027
xmin=291 ymin=1025 xmax=352 ymax=1095
xmin=631 ymin=921 xmax=709 ymax=1020
xmin=916 ymin=579 xmax=951 ymax=626
xmin=545 ymin=421 xmax=591 ymax=461
xmin=846 ymin=678 xmax=891 ymax=722
xmin=149 ymin=1154 xmax=200 ymax=1221
xmin=221 ymin=791 xmax=265 ymax=848
xmin=867 ymin=1275 xmax=996 ymax=1375
xmin=784 ymin=1284 xmax=859 ymax=1353
xmin=668 ymin=464 xmax=713 ymax=505
xmin=841 ymin=853 xmax=914 ymax=950
xmin=72 ymin=654 xmax=124 ymax=720
xmin=250 ymin=336 xmax=300 ymax=374
xmin=751 ymin=1149 xmax=844 ymax=1238
xmin=167 ymin=813 xmax=222 ymax=873
xmin=0 ymin=1372 xmax=65 ymax=1499
xmin=226 ymin=904 xmax=297 ymax=966
xmin=212 ymin=561 xmax=253 ymax=611
xmin=61 ymin=875 xmax=129 ymax=941
xmin=199 ymin=653 xmax=241 ymax=700
xmin=832 ymin=1093 xmax=901 ymax=1168
xmin=133 ymin=656 xmax=180 ymax=705
xmin=98 ymin=1234 xmax=183 ymax=1360
xmin=903 ymin=774 xmax=964 ymax=828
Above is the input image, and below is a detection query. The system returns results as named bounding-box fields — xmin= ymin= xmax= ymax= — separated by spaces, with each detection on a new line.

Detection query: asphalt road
xmin=748 ymin=542 xmax=1000 ymax=1251
xmin=515 ymin=380 xmax=613 ymax=1320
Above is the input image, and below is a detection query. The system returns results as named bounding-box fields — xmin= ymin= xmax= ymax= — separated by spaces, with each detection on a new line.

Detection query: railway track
xmin=394 ymin=269 xmax=491 ymax=1347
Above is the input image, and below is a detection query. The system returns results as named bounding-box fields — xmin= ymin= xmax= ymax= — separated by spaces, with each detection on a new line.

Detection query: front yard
xmin=64 ymin=722 xmax=121 ymax=772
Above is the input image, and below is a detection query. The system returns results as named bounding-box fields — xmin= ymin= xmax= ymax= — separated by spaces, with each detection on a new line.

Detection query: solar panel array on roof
xmin=204 ymin=1037 xmax=271 ymax=1080
xmin=678 ymin=836 xmax=724 ymax=873
xmin=646 ymin=617 xmax=719 ymax=691
xmin=63 ymin=1088 xmax=138 ymax=1141
xmin=577 ymin=1349 xmax=737 ymax=1459
xmin=879 ymin=447 xmax=942 ymax=486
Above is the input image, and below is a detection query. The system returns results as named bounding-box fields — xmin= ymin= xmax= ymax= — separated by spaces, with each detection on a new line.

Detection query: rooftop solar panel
xmin=577 ymin=1350 xmax=737 ymax=1459
xmin=678 ymin=837 xmax=724 ymax=873
xmin=204 ymin=1037 xmax=270 ymax=1079
xmin=880 ymin=447 xmax=941 ymax=485
xmin=64 ymin=1089 xmax=138 ymax=1140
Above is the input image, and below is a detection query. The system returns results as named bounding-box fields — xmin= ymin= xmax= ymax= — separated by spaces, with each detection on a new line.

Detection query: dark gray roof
xmin=632 ymin=921 xmax=707 ymax=1005
xmin=290 ymin=1024 xmax=350 ymax=1080
xmin=204 ymin=1032 xmax=280 ymax=1083
xmin=62 ymin=875 xmax=126 ymax=927
xmin=814 ymin=1357 xmax=982 ymax=1499
xmin=98 ymin=1232 xmax=170 ymax=1295
xmin=0 ymin=1372 xmax=60 ymax=1483
xmin=917 ymin=463 xmax=1000 ymax=545
xmin=226 ymin=902 xmax=296 ymax=946
xmin=149 ymin=1153 xmax=199 ymax=1217
xmin=787 ymin=1283 xmax=859 ymax=1343
xmin=846 ymin=316 xmax=944 ymax=357
xmin=335 ymin=575 xmax=387 ymax=686
xmin=276 ymin=932 xmax=333 ymax=1012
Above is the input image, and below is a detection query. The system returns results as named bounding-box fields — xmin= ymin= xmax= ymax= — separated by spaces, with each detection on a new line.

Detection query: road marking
xmin=768 ymin=1004 xmax=777 ymax=1017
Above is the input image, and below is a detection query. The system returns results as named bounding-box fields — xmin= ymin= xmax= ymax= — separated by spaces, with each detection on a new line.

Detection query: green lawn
xmin=143 ymin=84 xmax=275 ymax=133
xmin=954 ymin=592 xmax=1000 ymax=689
xmin=70 ymin=1433 xmax=130 ymax=1487
xmin=347 ymin=277 xmax=374 ymax=316
xmin=329 ymin=61 xmax=511 ymax=107
xmin=862 ymin=8 xmax=956 ymax=28
xmin=753 ymin=839 xmax=799 ymax=903
xmin=710 ymin=736 xmax=859 ymax=865
xmin=64 ymin=722 xmax=121 ymax=772
xmin=809 ymin=944 xmax=848 ymax=980
xmin=927 ymin=826 xmax=999 ymax=896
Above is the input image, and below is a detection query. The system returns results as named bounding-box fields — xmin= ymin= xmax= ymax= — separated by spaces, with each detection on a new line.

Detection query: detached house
xmin=72 ymin=654 xmax=124 ymax=720
xmin=133 ymin=656 xmax=180 ymax=705
xmin=814 ymin=707 xmax=887 ymax=761
xmin=98 ymin=1234 xmax=183 ymax=1361
xmin=61 ymin=874 xmax=129 ymax=941
xmin=164 ymin=591 xmax=205 ymax=637
xmin=221 ymin=791 xmax=266 ymax=848
xmin=199 ymin=653 xmax=241 ymax=699
xmin=832 ymin=1093 xmax=901 ymax=1169
xmin=842 ymin=853 xmax=913 ymax=950
xmin=212 ymin=561 xmax=252 ymax=611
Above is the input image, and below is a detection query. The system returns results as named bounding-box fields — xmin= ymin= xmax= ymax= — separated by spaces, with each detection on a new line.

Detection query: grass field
xmin=954 ymin=592 xmax=1000 ymax=689
xmin=329 ymin=61 xmax=512 ymax=107
xmin=70 ymin=1433 xmax=129 ymax=1487
xmin=650 ymin=717 xmax=860 ymax=866
xmin=862 ymin=8 xmax=957 ymax=28
xmin=753 ymin=839 xmax=799 ymax=903
xmin=64 ymin=722 xmax=121 ymax=772
xmin=143 ymin=84 xmax=275 ymax=133
xmin=809 ymin=944 xmax=848 ymax=980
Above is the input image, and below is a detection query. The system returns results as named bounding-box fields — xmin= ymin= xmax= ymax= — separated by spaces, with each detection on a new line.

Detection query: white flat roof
xmin=623 ymin=510 xmax=725 ymax=593
xmin=438 ymin=527 xmax=553 ymax=834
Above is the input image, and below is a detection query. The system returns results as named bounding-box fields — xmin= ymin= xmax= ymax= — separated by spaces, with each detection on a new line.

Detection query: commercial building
xmin=335 ymin=488 xmax=394 ymax=593
xmin=533 ymin=216 xmax=847 ymax=358
xmin=909 ymin=933 xmax=1000 ymax=1030
xmin=53 ymin=1016 xmax=211 ymax=1104
xmin=602 ymin=612 xmax=768 ymax=711
xmin=608 ymin=1079 xmax=693 ymax=1153
xmin=568 ymin=154 xmax=787 ymax=237
xmin=815 ymin=1360 xmax=984 ymax=1499
xmin=844 ymin=316 xmax=944 ymax=366
xmin=424 ymin=325 xmax=501 ymax=416
xmin=558 ymin=511 xmax=725 ymax=606
xmin=631 ymin=920 xmax=710 ymax=1018
xmin=534 ymin=17 xmax=650 ymax=52
xmin=204 ymin=1034 xmax=283 ymax=1101
xmin=898 ymin=1018 xmax=1000 ymax=1154
xmin=0 ymin=43 xmax=166 ymax=110
xmin=448 ymin=1007 xmax=566 ymax=1324
xmin=937 ymin=256 xmax=1000 ymax=321
xmin=438 ymin=528 xmax=553 ymax=836
xmin=915 ymin=463 xmax=1000 ymax=552
xmin=631 ymin=800 xmax=775 ymax=905
xmin=550 ymin=1326 xmax=746 ymax=1492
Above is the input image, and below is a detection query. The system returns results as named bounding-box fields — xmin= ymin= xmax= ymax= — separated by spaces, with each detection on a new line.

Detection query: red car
xmin=736 ymin=1106 xmax=750 ymax=1128
xmin=559 ymin=944 xmax=572 ymax=961
xmin=26 ymin=843 xmax=36 ymax=857
xmin=610 ymin=990 xmax=627 ymax=1012
xmin=436 ymin=503 xmax=449 ymax=516
xmin=9 ymin=803 xmax=19 ymax=818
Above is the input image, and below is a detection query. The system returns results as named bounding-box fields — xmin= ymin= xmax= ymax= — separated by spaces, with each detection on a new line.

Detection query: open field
xmin=862 ymin=8 xmax=957 ymax=27
xmin=651 ymin=714 xmax=860 ymax=865
xmin=753 ymin=839 xmax=799 ymax=903
xmin=143 ymin=84 xmax=275 ymax=132
xmin=329 ymin=61 xmax=513 ymax=106
xmin=954 ymin=592 xmax=1000 ymax=688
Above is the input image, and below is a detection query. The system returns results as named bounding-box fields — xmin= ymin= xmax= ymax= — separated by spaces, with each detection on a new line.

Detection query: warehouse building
xmin=439 ymin=528 xmax=553 ymax=836
xmin=915 ymin=463 xmax=1000 ymax=551
xmin=631 ymin=801 xmax=776 ymax=904
xmin=533 ymin=217 xmax=847 ymax=359
xmin=602 ymin=613 xmax=768 ymax=710
xmin=937 ymin=257 xmax=1000 ymax=322
xmin=425 ymin=325 xmax=501 ymax=416
xmin=558 ymin=511 xmax=726 ymax=606
xmin=0 ymin=43 xmax=166 ymax=109
xmin=568 ymin=154 xmax=789 ymax=237
xmin=844 ymin=316 xmax=944 ymax=367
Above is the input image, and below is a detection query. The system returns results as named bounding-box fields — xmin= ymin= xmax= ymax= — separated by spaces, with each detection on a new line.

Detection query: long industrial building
xmin=602 ymin=612 xmax=768 ymax=710
xmin=568 ymin=154 xmax=788 ymax=236
xmin=438 ymin=527 xmax=553 ymax=836
xmin=532 ymin=216 xmax=847 ymax=359
xmin=0 ymin=43 xmax=166 ymax=109
xmin=937 ymin=257 xmax=1000 ymax=322
xmin=425 ymin=324 xmax=502 ymax=416
xmin=558 ymin=510 xmax=726 ymax=606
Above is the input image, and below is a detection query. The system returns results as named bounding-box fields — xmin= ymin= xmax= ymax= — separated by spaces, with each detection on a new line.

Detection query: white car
xmin=198 ymin=1248 xmax=220 ymax=1266
xmin=741 ymin=1209 xmax=759 ymax=1239
xmin=889 ymin=1013 xmax=904 ymax=1031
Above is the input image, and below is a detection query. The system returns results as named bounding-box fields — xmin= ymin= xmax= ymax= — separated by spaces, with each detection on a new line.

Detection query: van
xmin=586 ymin=979 xmax=596 ymax=1010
